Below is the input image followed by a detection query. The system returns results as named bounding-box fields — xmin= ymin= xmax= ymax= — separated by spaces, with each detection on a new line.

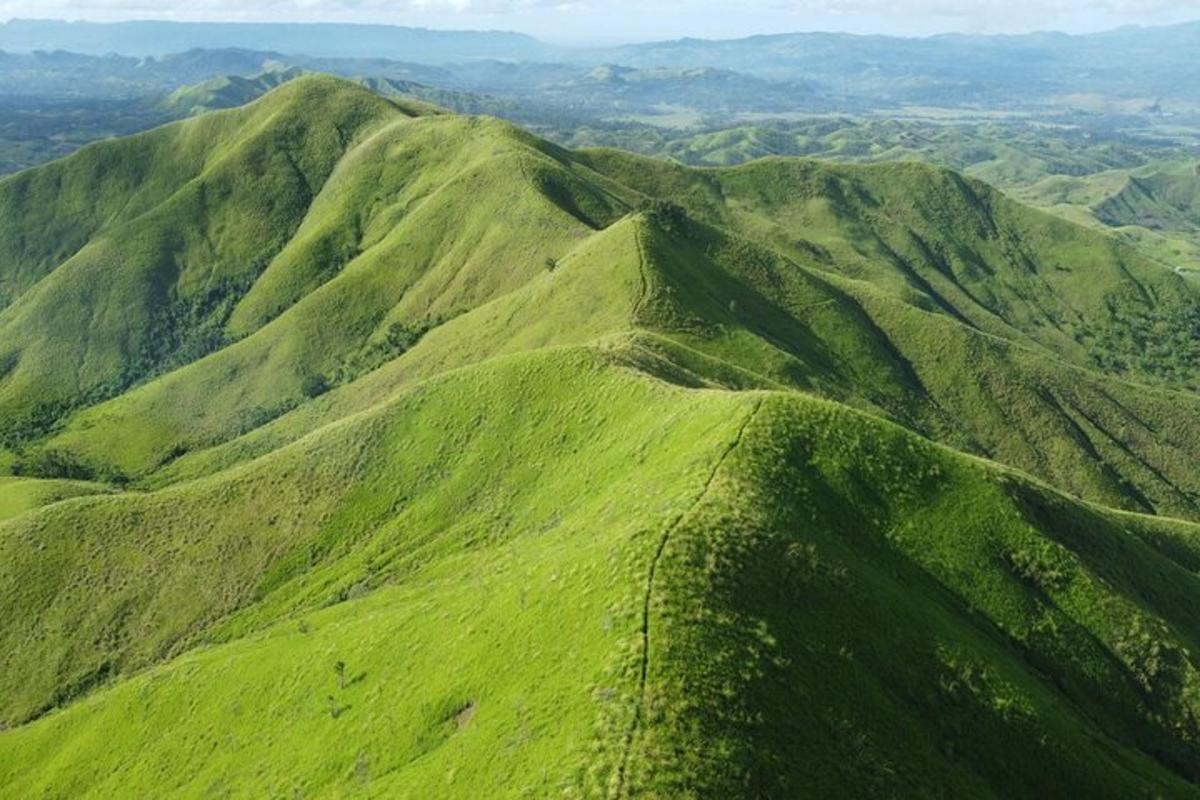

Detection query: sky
xmin=2 ymin=0 xmax=1200 ymax=44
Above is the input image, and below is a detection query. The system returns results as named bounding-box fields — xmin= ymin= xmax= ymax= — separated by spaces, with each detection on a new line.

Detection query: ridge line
xmin=630 ymin=221 xmax=651 ymax=324
xmin=611 ymin=396 xmax=765 ymax=799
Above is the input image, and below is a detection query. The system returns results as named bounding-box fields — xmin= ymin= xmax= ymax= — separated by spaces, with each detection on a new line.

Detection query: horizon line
xmin=2 ymin=15 xmax=1197 ymax=48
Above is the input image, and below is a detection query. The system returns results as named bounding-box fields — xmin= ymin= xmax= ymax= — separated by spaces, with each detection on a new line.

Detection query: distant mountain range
xmin=0 ymin=47 xmax=840 ymax=119
xmin=4 ymin=18 xmax=1200 ymax=107
xmin=0 ymin=18 xmax=554 ymax=62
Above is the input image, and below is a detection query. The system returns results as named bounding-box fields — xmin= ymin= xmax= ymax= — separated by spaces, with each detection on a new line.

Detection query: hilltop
xmin=2 ymin=75 xmax=1200 ymax=797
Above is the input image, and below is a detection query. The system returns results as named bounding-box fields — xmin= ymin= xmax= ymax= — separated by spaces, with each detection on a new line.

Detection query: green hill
xmin=1095 ymin=168 xmax=1200 ymax=240
xmin=4 ymin=75 xmax=1200 ymax=797
xmin=163 ymin=69 xmax=511 ymax=122
xmin=1007 ymin=162 xmax=1200 ymax=279
xmin=160 ymin=67 xmax=307 ymax=116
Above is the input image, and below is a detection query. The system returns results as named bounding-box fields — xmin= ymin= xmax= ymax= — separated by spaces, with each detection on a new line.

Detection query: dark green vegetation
xmin=3 ymin=76 xmax=1200 ymax=796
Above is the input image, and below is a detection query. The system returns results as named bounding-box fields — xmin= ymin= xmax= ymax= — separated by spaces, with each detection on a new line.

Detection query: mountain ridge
xmin=3 ymin=74 xmax=1200 ymax=797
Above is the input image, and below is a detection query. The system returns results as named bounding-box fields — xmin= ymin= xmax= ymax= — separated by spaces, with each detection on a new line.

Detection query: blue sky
xmin=3 ymin=1 xmax=1200 ymax=43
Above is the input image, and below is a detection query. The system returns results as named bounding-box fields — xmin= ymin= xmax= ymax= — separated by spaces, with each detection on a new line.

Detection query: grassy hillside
xmin=161 ymin=67 xmax=307 ymax=116
xmin=0 ymin=76 xmax=410 ymax=443
xmin=568 ymin=119 xmax=1162 ymax=178
xmin=1095 ymin=168 xmax=1200 ymax=236
xmin=0 ymin=476 xmax=111 ymax=522
xmin=549 ymin=121 xmax=1200 ymax=281
xmin=580 ymin=149 xmax=1200 ymax=384
xmin=4 ymin=76 xmax=1200 ymax=797
xmin=5 ymin=348 xmax=1200 ymax=796
xmin=1009 ymin=161 xmax=1200 ymax=273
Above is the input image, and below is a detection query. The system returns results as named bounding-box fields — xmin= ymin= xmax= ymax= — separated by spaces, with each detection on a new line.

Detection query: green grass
xmin=5 ymin=349 xmax=1200 ymax=796
xmin=0 ymin=476 xmax=111 ymax=522
xmin=554 ymin=119 xmax=1200 ymax=281
xmin=4 ymin=75 xmax=1200 ymax=797
xmin=0 ymin=348 xmax=754 ymax=795
xmin=1011 ymin=160 xmax=1200 ymax=269
xmin=623 ymin=388 xmax=1200 ymax=797
xmin=0 ymin=75 xmax=412 ymax=439
xmin=1093 ymin=167 xmax=1200 ymax=240
xmin=549 ymin=118 xmax=1170 ymax=180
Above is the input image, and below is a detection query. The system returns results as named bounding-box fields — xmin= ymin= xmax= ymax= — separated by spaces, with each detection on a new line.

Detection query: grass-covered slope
xmin=5 ymin=76 xmax=1200 ymax=797
xmin=0 ymin=75 xmax=409 ymax=441
xmin=578 ymin=149 xmax=1200 ymax=389
xmin=161 ymin=67 xmax=307 ymax=116
xmin=3 ymin=87 xmax=633 ymax=478
xmin=0 ymin=349 xmax=756 ymax=795
xmin=622 ymin=388 xmax=1200 ymax=797
xmin=1095 ymin=169 xmax=1200 ymax=240
xmin=5 ymin=349 xmax=1200 ymax=797
xmin=0 ymin=476 xmax=111 ymax=522
xmin=627 ymin=211 xmax=1200 ymax=520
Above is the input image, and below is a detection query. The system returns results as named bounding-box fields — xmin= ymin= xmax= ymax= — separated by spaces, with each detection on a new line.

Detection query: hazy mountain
xmin=604 ymin=23 xmax=1200 ymax=105
xmin=0 ymin=18 xmax=555 ymax=62
xmin=6 ymin=18 xmax=1200 ymax=107
xmin=0 ymin=47 xmax=454 ymax=99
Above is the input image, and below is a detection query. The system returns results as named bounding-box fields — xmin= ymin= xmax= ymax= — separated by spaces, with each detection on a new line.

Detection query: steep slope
xmin=0 ymin=349 xmax=746 ymax=727
xmin=4 ymin=349 xmax=1200 ymax=797
xmin=0 ymin=77 xmax=631 ymax=468
xmin=5 ymin=106 xmax=1194 ymax=522
xmin=621 ymin=386 xmax=1200 ymax=797
xmin=1095 ymin=169 xmax=1200 ymax=238
xmin=578 ymin=150 xmax=1200 ymax=391
xmin=5 ymin=76 xmax=1200 ymax=798
xmin=19 ymin=114 xmax=631 ymax=479
xmin=626 ymin=210 xmax=1200 ymax=519
xmin=139 ymin=213 xmax=649 ymax=488
xmin=37 ymin=197 xmax=1200 ymax=522
xmin=0 ymin=75 xmax=412 ymax=444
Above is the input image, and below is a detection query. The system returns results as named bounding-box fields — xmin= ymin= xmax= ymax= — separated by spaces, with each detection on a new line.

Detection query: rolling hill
xmin=3 ymin=75 xmax=1200 ymax=797
xmin=1095 ymin=167 xmax=1200 ymax=240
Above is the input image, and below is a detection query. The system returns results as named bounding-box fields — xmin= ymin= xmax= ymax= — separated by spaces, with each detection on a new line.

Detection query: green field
xmin=3 ymin=75 xmax=1200 ymax=797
